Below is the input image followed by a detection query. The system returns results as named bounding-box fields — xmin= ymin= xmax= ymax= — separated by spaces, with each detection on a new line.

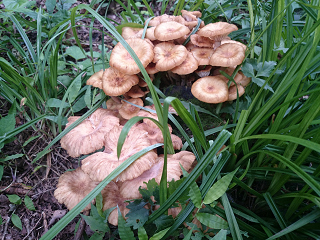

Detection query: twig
xmin=23 ymin=218 xmax=32 ymax=240
xmin=22 ymin=215 xmax=42 ymax=240
xmin=1 ymin=216 xmax=10 ymax=240
xmin=42 ymin=212 xmax=48 ymax=235
xmin=74 ymin=210 xmax=89 ymax=240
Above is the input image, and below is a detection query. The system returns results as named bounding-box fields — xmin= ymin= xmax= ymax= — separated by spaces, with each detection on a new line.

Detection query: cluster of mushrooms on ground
xmin=54 ymin=10 xmax=250 ymax=226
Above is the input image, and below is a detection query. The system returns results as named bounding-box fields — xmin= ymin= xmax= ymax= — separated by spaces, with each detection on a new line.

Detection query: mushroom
xmin=101 ymin=67 xmax=139 ymax=96
xmin=153 ymin=42 xmax=188 ymax=71
xmin=86 ymin=69 xmax=104 ymax=89
xmin=195 ymin=65 xmax=212 ymax=78
xmin=109 ymin=38 xmax=154 ymax=75
xmin=121 ymin=27 xmax=143 ymax=39
xmin=54 ymin=168 xmax=99 ymax=211
xmin=209 ymin=43 xmax=245 ymax=67
xmin=190 ymin=34 xmax=215 ymax=48
xmin=154 ymin=21 xmax=190 ymax=41
xmin=191 ymin=47 xmax=214 ymax=66
xmin=171 ymin=52 xmax=199 ymax=75
xmin=119 ymin=98 xmax=144 ymax=120
xmin=228 ymin=84 xmax=245 ymax=101
xmin=81 ymin=125 xmax=158 ymax=182
xmin=60 ymin=108 xmax=120 ymax=158
xmin=124 ymin=85 xmax=147 ymax=99
xmin=191 ymin=76 xmax=229 ymax=103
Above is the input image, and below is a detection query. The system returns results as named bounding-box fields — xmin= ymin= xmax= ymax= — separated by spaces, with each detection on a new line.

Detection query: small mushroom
xmin=153 ymin=42 xmax=188 ymax=71
xmin=190 ymin=34 xmax=215 ymax=48
xmin=121 ymin=27 xmax=143 ymax=39
xmin=191 ymin=76 xmax=229 ymax=103
xmin=209 ymin=43 xmax=245 ymax=67
xmin=154 ymin=21 xmax=190 ymax=41
xmin=191 ymin=47 xmax=214 ymax=66
xmin=119 ymin=98 xmax=144 ymax=120
xmin=109 ymin=38 xmax=154 ymax=75
xmin=54 ymin=168 xmax=98 ymax=211
xmin=171 ymin=52 xmax=199 ymax=75
xmin=228 ymin=84 xmax=245 ymax=101
xmin=86 ymin=69 xmax=104 ymax=89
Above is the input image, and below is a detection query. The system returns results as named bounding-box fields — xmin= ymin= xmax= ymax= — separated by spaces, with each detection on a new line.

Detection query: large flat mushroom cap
xmin=191 ymin=76 xmax=229 ymax=103
xmin=54 ymin=168 xmax=98 ymax=211
xmin=109 ymin=38 xmax=154 ymax=75
xmin=209 ymin=43 xmax=245 ymax=67
xmin=60 ymin=108 xmax=120 ymax=157
xmin=102 ymin=67 xmax=139 ymax=96
xmin=81 ymin=125 xmax=158 ymax=182
xmin=154 ymin=21 xmax=190 ymax=41
xmin=153 ymin=42 xmax=188 ymax=71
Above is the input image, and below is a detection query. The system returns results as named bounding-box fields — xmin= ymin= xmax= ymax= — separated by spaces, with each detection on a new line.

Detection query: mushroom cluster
xmin=55 ymin=107 xmax=196 ymax=225
xmin=86 ymin=10 xmax=250 ymax=108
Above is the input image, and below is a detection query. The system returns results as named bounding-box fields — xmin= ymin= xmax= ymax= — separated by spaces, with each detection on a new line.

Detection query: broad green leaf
xmin=11 ymin=214 xmax=22 ymax=230
xmin=149 ymin=227 xmax=170 ymax=240
xmin=212 ymin=229 xmax=228 ymax=240
xmin=0 ymin=104 xmax=16 ymax=136
xmin=81 ymin=214 xmax=108 ymax=233
xmin=252 ymin=77 xmax=274 ymax=93
xmin=67 ymin=75 xmax=82 ymax=104
xmin=89 ymin=232 xmax=104 ymax=240
xmin=196 ymin=213 xmax=228 ymax=229
xmin=7 ymin=194 xmax=22 ymax=205
xmin=189 ymin=182 xmax=202 ymax=209
xmin=182 ymin=226 xmax=194 ymax=240
xmin=203 ymin=169 xmax=238 ymax=204
xmin=118 ymin=208 xmax=135 ymax=240
xmin=46 ymin=98 xmax=70 ymax=108
xmin=138 ymin=226 xmax=148 ymax=240
xmin=24 ymin=196 xmax=36 ymax=211
xmin=45 ymin=0 xmax=56 ymax=13
xmin=65 ymin=46 xmax=86 ymax=60
xmin=256 ymin=61 xmax=277 ymax=77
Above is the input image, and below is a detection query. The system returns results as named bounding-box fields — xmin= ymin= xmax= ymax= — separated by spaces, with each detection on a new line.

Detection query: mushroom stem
xmin=111 ymin=96 xmax=122 ymax=104
xmin=213 ymin=41 xmax=221 ymax=50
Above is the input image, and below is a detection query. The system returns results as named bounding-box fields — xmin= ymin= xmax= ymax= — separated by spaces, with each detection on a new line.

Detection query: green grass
xmin=1 ymin=0 xmax=320 ymax=239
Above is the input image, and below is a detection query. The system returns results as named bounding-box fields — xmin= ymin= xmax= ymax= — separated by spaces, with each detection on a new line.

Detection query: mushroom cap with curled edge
xmin=190 ymin=34 xmax=215 ymax=48
xmin=195 ymin=65 xmax=212 ymax=78
xmin=106 ymin=97 xmax=122 ymax=111
xmin=119 ymin=151 xmax=195 ymax=199
xmin=153 ymin=42 xmax=188 ymax=71
xmin=145 ymin=62 xmax=159 ymax=75
xmin=145 ymin=27 xmax=157 ymax=41
xmin=81 ymin=125 xmax=158 ymax=182
xmin=209 ymin=43 xmax=245 ymax=67
xmin=60 ymin=108 xmax=120 ymax=158
xmin=197 ymin=22 xmax=238 ymax=42
xmin=221 ymin=39 xmax=247 ymax=51
xmin=101 ymin=181 xmax=131 ymax=226
xmin=171 ymin=52 xmax=199 ymax=75
xmin=228 ymin=84 xmax=245 ymax=101
xmin=121 ymin=27 xmax=143 ymax=40
xmin=101 ymin=67 xmax=139 ymax=96
xmin=124 ymin=85 xmax=147 ymax=99
xmin=191 ymin=76 xmax=229 ymax=103
xmin=237 ymin=71 xmax=251 ymax=87
xmin=191 ymin=47 xmax=214 ymax=66
xmin=154 ymin=21 xmax=190 ymax=41
xmin=54 ymin=168 xmax=98 ymax=211
xmin=119 ymin=98 xmax=144 ymax=120
xmin=181 ymin=9 xmax=202 ymax=22
xmin=109 ymin=38 xmax=154 ymax=75
xmin=86 ymin=69 xmax=104 ymax=89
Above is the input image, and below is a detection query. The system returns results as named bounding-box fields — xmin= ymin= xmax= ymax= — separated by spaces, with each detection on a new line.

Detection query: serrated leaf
xmin=65 ymin=46 xmax=86 ymax=60
xmin=154 ymin=215 xmax=174 ymax=232
xmin=138 ymin=226 xmax=148 ymax=240
xmin=256 ymin=61 xmax=277 ymax=77
xmin=46 ymin=98 xmax=70 ymax=108
xmin=24 ymin=196 xmax=36 ymax=211
xmin=196 ymin=213 xmax=228 ymax=229
xmin=241 ymin=62 xmax=255 ymax=78
xmin=7 ymin=194 xmax=22 ymax=205
xmin=68 ymin=75 xmax=82 ymax=103
xmin=125 ymin=200 xmax=149 ymax=229
xmin=11 ymin=213 xmax=22 ymax=230
xmin=0 ymin=104 xmax=16 ymax=136
xmin=203 ymin=169 xmax=238 ymax=204
xmin=212 ymin=229 xmax=228 ymax=239
xmin=81 ymin=214 xmax=108 ymax=233
xmin=118 ymin=208 xmax=135 ymax=240
xmin=252 ymin=77 xmax=274 ymax=93
xmin=84 ymin=86 xmax=92 ymax=109
xmin=189 ymin=182 xmax=202 ymax=209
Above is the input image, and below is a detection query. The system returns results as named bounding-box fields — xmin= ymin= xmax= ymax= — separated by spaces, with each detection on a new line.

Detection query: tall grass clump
xmin=1 ymin=0 xmax=320 ymax=239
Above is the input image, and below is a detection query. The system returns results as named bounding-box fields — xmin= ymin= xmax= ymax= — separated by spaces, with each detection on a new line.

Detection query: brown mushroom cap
xmin=81 ymin=125 xmax=158 ymax=182
xmin=191 ymin=47 xmax=214 ymax=66
xmin=171 ymin=52 xmax=199 ymax=75
xmin=197 ymin=22 xmax=238 ymax=41
xmin=228 ymin=84 xmax=245 ymax=101
xmin=109 ymin=38 xmax=154 ymax=75
xmin=121 ymin=27 xmax=143 ymax=40
xmin=124 ymin=85 xmax=146 ymax=99
xmin=209 ymin=43 xmax=245 ymax=67
xmin=86 ymin=69 xmax=104 ymax=89
xmin=60 ymin=108 xmax=120 ymax=157
xmin=102 ymin=67 xmax=139 ymax=96
xmin=154 ymin=21 xmax=190 ymax=41
xmin=190 ymin=34 xmax=215 ymax=48
xmin=153 ymin=42 xmax=188 ymax=71
xmin=221 ymin=39 xmax=247 ymax=51
xmin=191 ymin=76 xmax=229 ymax=103
xmin=54 ymin=168 xmax=98 ymax=211
xmin=101 ymin=181 xmax=131 ymax=226
xmin=119 ymin=98 xmax=144 ymax=120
